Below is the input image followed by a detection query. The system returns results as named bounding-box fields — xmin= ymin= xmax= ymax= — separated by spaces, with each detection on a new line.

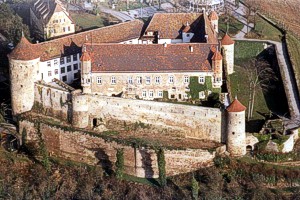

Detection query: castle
xmin=8 ymin=11 xmax=257 ymax=177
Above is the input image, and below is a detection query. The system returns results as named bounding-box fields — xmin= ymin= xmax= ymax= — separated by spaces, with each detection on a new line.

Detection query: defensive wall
xmin=19 ymin=119 xmax=226 ymax=178
xmin=72 ymin=92 xmax=226 ymax=143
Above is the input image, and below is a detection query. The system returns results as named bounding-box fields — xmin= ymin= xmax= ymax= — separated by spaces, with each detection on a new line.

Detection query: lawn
xmin=219 ymin=15 xmax=244 ymax=37
xmin=70 ymin=11 xmax=119 ymax=31
xmin=230 ymin=41 xmax=288 ymax=131
xmin=247 ymin=15 xmax=283 ymax=42
xmin=286 ymin=33 xmax=300 ymax=97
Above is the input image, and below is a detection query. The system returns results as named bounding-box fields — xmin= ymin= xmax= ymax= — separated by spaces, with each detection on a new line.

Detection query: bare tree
xmin=246 ymin=58 xmax=277 ymax=120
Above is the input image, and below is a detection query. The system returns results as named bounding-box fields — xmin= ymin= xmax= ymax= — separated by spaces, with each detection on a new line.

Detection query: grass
xmin=286 ymin=33 xmax=300 ymax=96
xmin=234 ymin=40 xmax=265 ymax=66
xmin=219 ymin=14 xmax=244 ymax=37
xmin=247 ymin=15 xmax=283 ymax=42
xmin=70 ymin=12 xmax=118 ymax=31
xmin=122 ymin=174 xmax=159 ymax=186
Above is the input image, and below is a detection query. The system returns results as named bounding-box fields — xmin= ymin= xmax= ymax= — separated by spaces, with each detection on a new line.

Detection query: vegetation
xmin=115 ymin=148 xmax=124 ymax=179
xmin=157 ymin=148 xmax=166 ymax=187
xmin=187 ymin=76 xmax=220 ymax=100
xmin=218 ymin=15 xmax=244 ymax=37
xmin=191 ymin=175 xmax=199 ymax=200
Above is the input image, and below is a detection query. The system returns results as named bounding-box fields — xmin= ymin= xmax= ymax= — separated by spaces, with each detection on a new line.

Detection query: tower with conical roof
xmin=209 ymin=11 xmax=219 ymax=33
xmin=212 ymin=49 xmax=223 ymax=88
xmin=80 ymin=47 xmax=92 ymax=94
xmin=221 ymin=33 xmax=235 ymax=75
xmin=226 ymin=98 xmax=246 ymax=156
xmin=8 ymin=34 xmax=40 ymax=116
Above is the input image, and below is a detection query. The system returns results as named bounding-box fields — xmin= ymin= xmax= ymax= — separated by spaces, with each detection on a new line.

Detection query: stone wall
xmin=73 ymin=94 xmax=225 ymax=142
xmin=33 ymin=82 xmax=72 ymax=122
xmin=19 ymin=119 xmax=224 ymax=178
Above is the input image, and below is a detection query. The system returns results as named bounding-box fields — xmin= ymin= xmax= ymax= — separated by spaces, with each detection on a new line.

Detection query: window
xmin=170 ymin=94 xmax=175 ymax=99
xmin=55 ymin=69 xmax=58 ymax=75
xmin=128 ymin=77 xmax=133 ymax=84
xmin=184 ymin=76 xmax=189 ymax=83
xmin=67 ymin=56 xmax=71 ymax=63
xmin=186 ymin=33 xmax=190 ymax=37
xmin=62 ymin=75 xmax=67 ymax=82
xmin=67 ymin=65 xmax=72 ymax=72
xmin=73 ymin=64 xmax=78 ymax=70
xmin=199 ymin=91 xmax=205 ymax=99
xmin=63 ymin=27 xmax=66 ymax=32
xmin=184 ymin=93 xmax=188 ymax=99
xmin=142 ymin=90 xmax=147 ymax=98
xmin=61 ymin=67 xmax=65 ymax=74
xmin=74 ymin=72 xmax=79 ymax=79
xmin=146 ymin=76 xmax=151 ymax=84
xmin=47 ymin=61 xmax=51 ymax=67
xmin=111 ymin=76 xmax=116 ymax=84
xmin=169 ymin=75 xmax=174 ymax=83
xmin=68 ymin=26 xmax=70 ymax=31
xmin=158 ymin=91 xmax=163 ymax=97
xmin=54 ymin=59 xmax=58 ymax=66
xmin=137 ymin=76 xmax=142 ymax=84
xmin=199 ymin=76 xmax=205 ymax=83
xmin=73 ymin=54 xmax=77 ymax=61
xmin=155 ymin=76 xmax=161 ymax=84
xmin=60 ymin=57 xmax=65 ymax=65
xmin=216 ymin=77 xmax=221 ymax=82
xmin=97 ymin=77 xmax=102 ymax=84
xmin=48 ymin=71 xmax=52 ymax=77
xmin=149 ymin=90 xmax=154 ymax=98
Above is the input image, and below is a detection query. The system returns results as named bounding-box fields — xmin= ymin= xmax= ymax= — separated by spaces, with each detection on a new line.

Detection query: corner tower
xmin=209 ymin=11 xmax=219 ymax=33
xmin=221 ymin=34 xmax=235 ymax=75
xmin=226 ymin=98 xmax=246 ymax=156
xmin=8 ymin=35 xmax=40 ymax=116
xmin=80 ymin=48 xmax=92 ymax=94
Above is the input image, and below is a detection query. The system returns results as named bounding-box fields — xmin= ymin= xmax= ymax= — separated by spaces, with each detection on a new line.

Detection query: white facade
xmin=222 ymin=44 xmax=234 ymax=75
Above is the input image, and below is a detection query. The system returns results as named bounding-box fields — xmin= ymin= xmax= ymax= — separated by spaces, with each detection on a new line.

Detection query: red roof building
xmin=221 ymin=34 xmax=235 ymax=45
xmin=227 ymin=99 xmax=246 ymax=112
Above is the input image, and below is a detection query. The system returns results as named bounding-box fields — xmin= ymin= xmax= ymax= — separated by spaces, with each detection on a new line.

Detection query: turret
xmin=221 ymin=34 xmax=235 ymax=75
xmin=8 ymin=34 xmax=40 ymax=116
xmin=72 ymin=91 xmax=89 ymax=128
xmin=182 ymin=22 xmax=194 ymax=43
xmin=80 ymin=48 xmax=92 ymax=94
xmin=212 ymin=49 xmax=223 ymax=88
xmin=226 ymin=98 xmax=246 ymax=156
xmin=209 ymin=11 xmax=219 ymax=33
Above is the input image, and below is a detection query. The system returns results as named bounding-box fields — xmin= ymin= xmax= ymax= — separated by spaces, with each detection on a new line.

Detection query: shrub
xmin=157 ymin=148 xmax=166 ymax=187
xmin=115 ymin=149 xmax=124 ymax=179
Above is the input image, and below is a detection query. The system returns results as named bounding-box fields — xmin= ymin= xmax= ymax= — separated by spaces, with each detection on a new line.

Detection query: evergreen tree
xmin=157 ymin=148 xmax=166 ymax=187
xmin=191 ymin=175 xmax=199 ymax=200
xmin=115 ymin=148 xmax=124 ymax=179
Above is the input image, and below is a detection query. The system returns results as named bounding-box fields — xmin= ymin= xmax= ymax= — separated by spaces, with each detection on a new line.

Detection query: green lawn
xmin=247 ymin=15 xmax=283 ymax=42
xmin=286 ymin=33 xmax=300 ymax=96
xmin=219 ymin=15 xmax=244 ymax=37
xmin=234 ymin=41 xmax=265 ymax=66
xmin=70 ymin=12 xmax=119 ymax=31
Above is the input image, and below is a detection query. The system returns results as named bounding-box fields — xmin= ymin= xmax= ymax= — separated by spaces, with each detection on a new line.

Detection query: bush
xmin=157 ymin=148 xmax=166 ymax=187
xmin=115 ymin=149 xmax=124 ymax=179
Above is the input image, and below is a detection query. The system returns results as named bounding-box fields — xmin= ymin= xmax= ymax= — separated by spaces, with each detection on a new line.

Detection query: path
xmin=227 ymin=0 xmax=300 ymax=127
xmin=98 ymin=5 xmax=134 ymax=22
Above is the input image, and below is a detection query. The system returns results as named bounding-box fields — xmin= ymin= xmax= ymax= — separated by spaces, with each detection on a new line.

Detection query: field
xmin=69 ymin=11 xmax=120 ymax=31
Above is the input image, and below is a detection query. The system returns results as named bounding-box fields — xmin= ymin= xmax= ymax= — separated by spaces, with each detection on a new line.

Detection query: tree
xmin=157 ymin=148 xmax=166 ymax=187
xmin=115 ymin=148 xmax=124 ymax=179
xmin=191 ymin=175 xmax=199 ymax=200
xmin=0 ymin=102 xmax=7 ymax=123
xmin=245 ymin=58 xmax=276 ymax=120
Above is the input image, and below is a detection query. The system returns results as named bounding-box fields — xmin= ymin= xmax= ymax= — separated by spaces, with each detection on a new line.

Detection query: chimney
xmin=163 ymin=42 xmax=167 ymax=48
xmin=36 ymin=40 xmax=39 ymax=44
xmin=189 ymin=46 xmax=193 ymax=52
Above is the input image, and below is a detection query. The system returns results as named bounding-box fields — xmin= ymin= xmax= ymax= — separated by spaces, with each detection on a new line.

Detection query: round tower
xmin=209 ymin=11 xmax=219 ymax=33
xmin=212 ymin=49 xmax=223 ymax=88
xmin=80 ymin=48 xmax=92 ymax=94
xmin=72 ymin=91 xmax=89 ymax=128
xmin=226 ymin=98 xmax=246 ymax=156
xmin=221 ymin=34 xmax=235 ymax=75
xmin=8 ymin=35 xmax=40 ymax=116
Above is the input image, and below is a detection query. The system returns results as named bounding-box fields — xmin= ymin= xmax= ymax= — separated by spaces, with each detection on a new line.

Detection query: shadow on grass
xmin=246 ymin=119 xmax=265 ymax=133
xmin=122 ymin=173 xmax=160 ymax=187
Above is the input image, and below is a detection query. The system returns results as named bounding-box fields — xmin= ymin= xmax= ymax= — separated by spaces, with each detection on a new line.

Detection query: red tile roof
xmin=9 ymin=36 xmax=41 ymax=60
xmin=212 ymin=50 xmax=222 ymax=60
xmin=209 ymin=11 xmax=219 ymax=21
xmin=142 ymin=13 xmax=218 ymax=43
xmin=85 ymin=43 xmax=217 ymax=72
xmin=227 ymin=99 xmax=246 ymax=112
xmin=221 ymin=34 xmax=235 ymax=45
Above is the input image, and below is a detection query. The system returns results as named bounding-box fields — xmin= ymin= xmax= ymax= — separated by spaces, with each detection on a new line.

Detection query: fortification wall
xmin=74 ymin=94 xmax=225 ymax=142
xmin=33 ymin=83 xmax=72 ymax=122
xmin=19 ymin=119 xmax=223 ymax=178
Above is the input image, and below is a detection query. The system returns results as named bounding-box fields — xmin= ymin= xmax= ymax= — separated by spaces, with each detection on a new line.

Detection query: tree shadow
xmin=90 ymin=147 xmax=113 ymax=175
xmin=246 ymin=119 xmax=265 ymax=133
xmin=139 ymin=148 xmax=159 ymax=185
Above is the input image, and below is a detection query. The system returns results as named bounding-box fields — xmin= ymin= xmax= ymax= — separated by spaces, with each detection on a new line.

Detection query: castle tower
xmin=212 ymin=49 xmax=223 ymax=88
xmin=72 ymin=91 xmax=89 ymax=128
xmin=209 ymin=11 xmax=219 ymax=33
xmin=221 ymin=34 xmax=235 ymax=75
xmin=226 ymin=98 xmax=246 ymax=156
xmin=8 ymin=35 xmax=40 ymax=116
xmin=182 ymin=22 xmax=194 ymax=43
xmin=80 ymin=48 xmax=92 ymax=94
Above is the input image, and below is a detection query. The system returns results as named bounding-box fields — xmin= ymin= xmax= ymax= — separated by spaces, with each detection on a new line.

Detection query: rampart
xmin=73 ymin=93 xmax=226 ymax=142
xmin=19 ymin=119 xmax=226 ymax=178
